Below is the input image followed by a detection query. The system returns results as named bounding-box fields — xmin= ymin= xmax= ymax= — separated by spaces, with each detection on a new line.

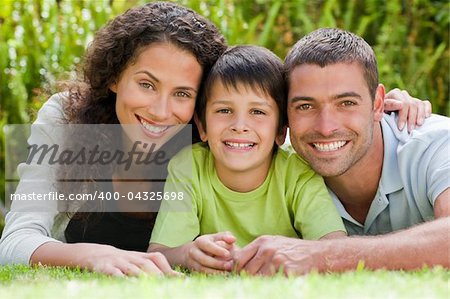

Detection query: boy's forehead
xmin=209 ymin=80 xmax=268 ymax=99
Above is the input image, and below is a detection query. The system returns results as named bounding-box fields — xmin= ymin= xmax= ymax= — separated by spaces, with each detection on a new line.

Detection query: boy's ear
xmin=373 ymin=84 xmax=385 ymax=122
xmin=275 ymin=126 xmax=287 ymax=146
xmin=194 ymin=114 xmax=208 ymax=142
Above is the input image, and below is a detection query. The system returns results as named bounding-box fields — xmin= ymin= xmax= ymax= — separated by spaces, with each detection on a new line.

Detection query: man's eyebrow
xmin=289 ymin=92 xmax=363 ymax=103
xmin=289 ymin=96 xmax=314 ymax=104
xmin=334 ymin=92 xmax=362 ymax=100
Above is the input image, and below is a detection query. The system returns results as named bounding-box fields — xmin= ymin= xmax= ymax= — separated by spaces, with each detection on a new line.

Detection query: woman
xmin=0 ymin=2 xmax=226 ymax=276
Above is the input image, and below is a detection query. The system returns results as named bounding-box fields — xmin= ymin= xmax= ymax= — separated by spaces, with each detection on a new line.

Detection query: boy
xmin=148 ymin=45 xmax=346 ymax=274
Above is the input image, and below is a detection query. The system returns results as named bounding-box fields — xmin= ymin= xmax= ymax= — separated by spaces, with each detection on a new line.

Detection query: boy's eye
xmin=140 ymin=82 xmax=154 ymax=90
xmin=217 ymin=108 xmax=231 ymax=114
xmin=175 ymin=91 xmax=191 ymax=98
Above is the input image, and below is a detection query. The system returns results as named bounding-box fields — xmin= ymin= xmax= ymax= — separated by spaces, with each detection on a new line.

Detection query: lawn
xmin=0 ymin=265 xmax=448 ymax=299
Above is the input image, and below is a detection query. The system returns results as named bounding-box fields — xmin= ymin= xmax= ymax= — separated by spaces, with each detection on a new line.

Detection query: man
xmin=234 ymin=28 xmax=450 ymax=275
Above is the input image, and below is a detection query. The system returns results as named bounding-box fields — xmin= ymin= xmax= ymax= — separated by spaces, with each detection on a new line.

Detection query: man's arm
xmin=234 ymin=189 xmax=449 ymax=275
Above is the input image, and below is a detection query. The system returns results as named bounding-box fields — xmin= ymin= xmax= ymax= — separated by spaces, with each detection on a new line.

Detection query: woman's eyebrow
xmin=134 ymin=70 xmax=159 ymax=83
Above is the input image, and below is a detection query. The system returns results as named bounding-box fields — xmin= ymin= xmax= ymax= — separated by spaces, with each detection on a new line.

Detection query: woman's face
xmin=111 ymin=42 xmax=202 ymax=147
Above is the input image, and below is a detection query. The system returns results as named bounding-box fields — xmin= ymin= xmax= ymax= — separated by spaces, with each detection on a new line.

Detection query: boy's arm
xmin=149 ymin=232 xmax=236 ymax=274
xmin=293 ymin=171 xmax=346 ymax=240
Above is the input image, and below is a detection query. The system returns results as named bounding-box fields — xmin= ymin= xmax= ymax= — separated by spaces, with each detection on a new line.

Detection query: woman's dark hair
xmin=64 ymin=1 xmax=227 ymax=126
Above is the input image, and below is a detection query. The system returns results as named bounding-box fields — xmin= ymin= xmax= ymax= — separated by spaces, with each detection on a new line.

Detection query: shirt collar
xmin=329 ymin=188 xmax=363 ymax=226
xmin=379 ymin=114 xmax=404 ymax=194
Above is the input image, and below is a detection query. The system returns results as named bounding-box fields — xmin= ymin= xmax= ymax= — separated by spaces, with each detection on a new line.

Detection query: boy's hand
xmin=384 ymin=88 xmax=432 ymax=132
xmin=184 ymin=231 xmax=236 ymax=274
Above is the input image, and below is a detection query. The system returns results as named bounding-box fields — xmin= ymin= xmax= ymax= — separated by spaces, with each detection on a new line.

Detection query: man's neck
xmin=325 ymin=123 xmax=384 ymax=224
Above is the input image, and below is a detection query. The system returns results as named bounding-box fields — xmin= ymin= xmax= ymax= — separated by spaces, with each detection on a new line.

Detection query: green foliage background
xmin=0 ymin=0 xmax=449 ymax=219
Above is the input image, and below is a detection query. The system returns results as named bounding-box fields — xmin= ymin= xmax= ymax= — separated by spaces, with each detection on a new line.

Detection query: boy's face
xmin=199 ymin=81 xmax=281 ymax=178
xmin=287 ymin=62 xmax=384 ymax=177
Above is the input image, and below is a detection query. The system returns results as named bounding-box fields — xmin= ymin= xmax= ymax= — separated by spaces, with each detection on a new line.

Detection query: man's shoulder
xmin=382 ymin=113 xmax=450 ymax=147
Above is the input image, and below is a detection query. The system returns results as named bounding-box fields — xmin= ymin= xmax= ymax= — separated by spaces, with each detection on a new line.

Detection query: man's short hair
xmin=284 ymin=28 xmax=379 ymax=99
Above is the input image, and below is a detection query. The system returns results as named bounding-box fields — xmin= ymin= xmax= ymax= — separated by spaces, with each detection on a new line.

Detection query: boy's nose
xmin=230 ymin=115 xmax=249 ymax=133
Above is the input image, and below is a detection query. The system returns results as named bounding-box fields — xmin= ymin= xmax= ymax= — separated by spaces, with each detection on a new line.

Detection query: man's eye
xmin=297 ymin=104 xmax=312 ymax=110
xmin=341 ymin=100 xmax=356 ymax=107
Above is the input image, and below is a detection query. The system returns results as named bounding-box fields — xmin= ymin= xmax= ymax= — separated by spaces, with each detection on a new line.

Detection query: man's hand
xmin=233 ymin=235 xmax=328 ymax=276
xmin=384 ymin=88 xmax=432 ymax=132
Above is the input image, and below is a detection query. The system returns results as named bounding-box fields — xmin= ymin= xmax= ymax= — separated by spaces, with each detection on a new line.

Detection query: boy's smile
xmin=223 ymin=139 xmax=256 ymax=150
xmin=198 ymin=82 xmax=281 ymax=191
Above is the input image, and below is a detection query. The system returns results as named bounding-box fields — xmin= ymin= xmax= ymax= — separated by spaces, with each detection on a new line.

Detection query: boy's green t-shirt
xmin=151 ymin=143 xmax=345 ymax=248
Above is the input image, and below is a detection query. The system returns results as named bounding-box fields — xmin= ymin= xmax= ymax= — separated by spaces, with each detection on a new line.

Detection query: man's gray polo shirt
xmin=331 ymin=113 xmax=450 ymax=236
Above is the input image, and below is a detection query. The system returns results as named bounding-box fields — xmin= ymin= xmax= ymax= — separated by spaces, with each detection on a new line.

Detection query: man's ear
xmin=275 ymin=126 xmax=287 ymax=146
xmin=373 ymin=84 xmax=385 ymax=122
xmin=194 ymin=114 xmax=208 ymax=142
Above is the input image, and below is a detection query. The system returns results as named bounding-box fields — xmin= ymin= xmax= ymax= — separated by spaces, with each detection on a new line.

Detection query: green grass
xmin=0 ymin=265 xmax=448 ymax=299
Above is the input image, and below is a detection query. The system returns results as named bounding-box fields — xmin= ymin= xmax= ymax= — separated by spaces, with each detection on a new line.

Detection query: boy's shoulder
xmin=274 ymin=146 xmax=318 ymax=179
xmin=276 ymin=145 xmax=310 ymax=166
xmin=169 ymin=142 xmax=212 ymax=171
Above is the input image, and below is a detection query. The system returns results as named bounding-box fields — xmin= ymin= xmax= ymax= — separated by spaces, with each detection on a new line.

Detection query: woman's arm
xmin=1 ymin=94 xmax=66 ymax=265
xmin=33 ymin=242 xmax=178 ymax=276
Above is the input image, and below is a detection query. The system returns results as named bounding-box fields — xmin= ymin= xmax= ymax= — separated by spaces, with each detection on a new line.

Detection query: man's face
xmin=287 ymin=62 xmax=383 ymax=177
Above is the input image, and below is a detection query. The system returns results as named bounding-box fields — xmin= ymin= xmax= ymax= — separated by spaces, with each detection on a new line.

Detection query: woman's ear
xmin=110 ymin=82 xmax=117 ymax=93
xmin=194 ymin=114 xmax=208 ymax=142
xmin=275 ymin=126 xmax=287 ymax=146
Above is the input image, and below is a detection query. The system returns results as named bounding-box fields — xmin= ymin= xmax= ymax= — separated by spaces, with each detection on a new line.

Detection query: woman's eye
xmin=175 ymin=91 xmax=191 ymax=98
xmin=251 ymin=109 xmax=265 ymax=115
xmin=140 ymin=82 xmax=154 ymax=90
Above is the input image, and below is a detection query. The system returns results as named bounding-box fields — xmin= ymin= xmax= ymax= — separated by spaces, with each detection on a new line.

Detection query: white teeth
xmin=225 ymin=142 xmax=255 ymax=149
xmin=313 ymin=141 xmax=346 ymax=152
xmin=140 ymin=118 xmax=169 ymax=134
